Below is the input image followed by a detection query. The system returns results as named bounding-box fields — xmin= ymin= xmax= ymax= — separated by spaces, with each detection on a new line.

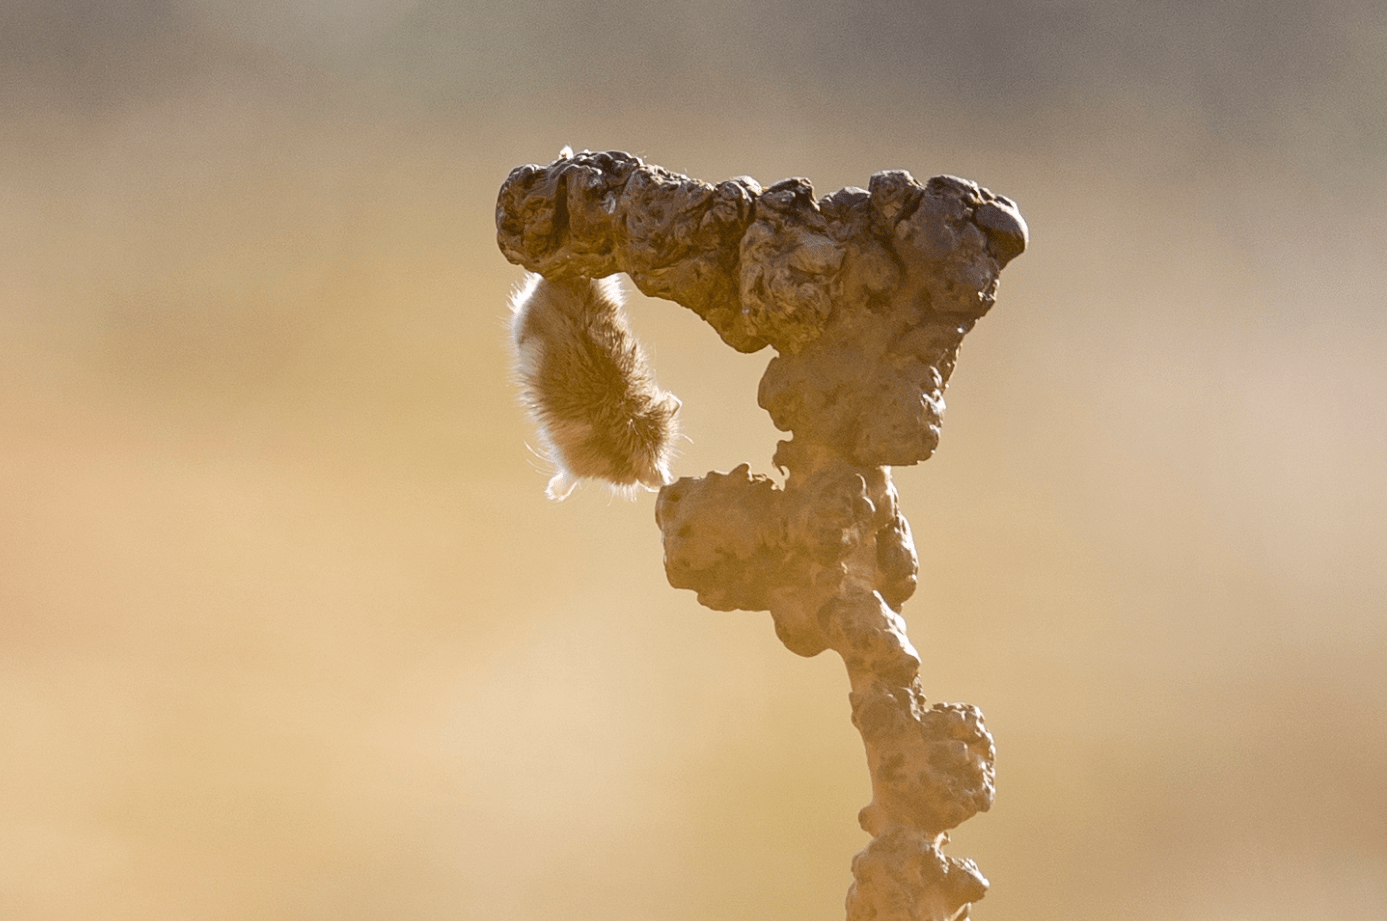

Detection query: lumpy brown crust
xmin=497 ymin=150 xmax=1026 ymax=468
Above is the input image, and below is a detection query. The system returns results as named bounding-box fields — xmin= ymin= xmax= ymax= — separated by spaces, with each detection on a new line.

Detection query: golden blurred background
xmin=2 ymin=1 xmax=1385 ymax=919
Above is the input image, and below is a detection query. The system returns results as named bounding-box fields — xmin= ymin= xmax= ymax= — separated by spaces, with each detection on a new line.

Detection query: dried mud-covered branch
xmin=496 ymin=150 xmax=1027 ymax=921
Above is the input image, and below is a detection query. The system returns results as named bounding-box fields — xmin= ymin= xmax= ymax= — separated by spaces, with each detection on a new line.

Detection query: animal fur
xmin=509 ymin=272 xmax=681 ymax=500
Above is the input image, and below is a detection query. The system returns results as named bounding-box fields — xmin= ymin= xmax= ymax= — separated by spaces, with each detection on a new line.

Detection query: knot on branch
xmin=496 ymin=149 xmax=764 ymax=350
xmin=656 ymin=450 xmax=919 ymax=665
xmin=852 ymin=686 xmax=996 ymax=836
xmin=755 ymin=173 xmax=1027 ymax=467
xmin=654 ymin=464 xmax=787 ymax=614
xmin=846 ymin=825 xmax=990 ymax=921
xmin=738 ymin=178 xmax=844 ymax=352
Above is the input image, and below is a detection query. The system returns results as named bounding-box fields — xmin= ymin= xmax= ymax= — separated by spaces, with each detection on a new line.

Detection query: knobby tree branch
xmin=497 ymin=149 xmax=1027 ymax=921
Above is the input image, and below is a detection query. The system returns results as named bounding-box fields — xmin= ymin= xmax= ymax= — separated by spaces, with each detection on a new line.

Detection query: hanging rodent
xmin=509 ymin=271 xmax=682 ymax=500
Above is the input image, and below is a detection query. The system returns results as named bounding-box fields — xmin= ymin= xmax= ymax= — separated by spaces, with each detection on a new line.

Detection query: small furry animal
xmin=509 ymin=271 xmax=681 ymax=500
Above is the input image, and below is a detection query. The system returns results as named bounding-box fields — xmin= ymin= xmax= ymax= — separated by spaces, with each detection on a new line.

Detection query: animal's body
xmin=509 ymin=272 xmax=681 ymax=500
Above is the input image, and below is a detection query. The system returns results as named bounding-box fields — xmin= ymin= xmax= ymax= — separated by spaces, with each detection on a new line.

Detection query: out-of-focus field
xmin=2 ymin=2 xmax=1385 ymax=919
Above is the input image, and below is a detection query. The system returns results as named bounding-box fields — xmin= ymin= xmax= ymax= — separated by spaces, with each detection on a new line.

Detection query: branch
xmin=496 ymin=150 xmax=1027 ymax=921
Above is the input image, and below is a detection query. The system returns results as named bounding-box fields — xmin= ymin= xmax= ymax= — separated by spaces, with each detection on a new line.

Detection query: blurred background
xmin=2 ymin=1 xmax=1385 ymax=919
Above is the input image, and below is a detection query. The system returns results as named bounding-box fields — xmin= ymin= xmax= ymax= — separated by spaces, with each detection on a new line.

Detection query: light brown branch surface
xmin=497 ymin=150 xmax=1027 ymax=921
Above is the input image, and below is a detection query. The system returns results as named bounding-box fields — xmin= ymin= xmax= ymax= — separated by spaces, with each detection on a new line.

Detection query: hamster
xmin=509 ymin=272 xmax=682 ymax=500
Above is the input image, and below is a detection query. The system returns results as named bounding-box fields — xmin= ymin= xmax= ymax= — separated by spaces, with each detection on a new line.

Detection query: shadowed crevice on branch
xmin=497 ymin=149 xmax=1027 ymax=921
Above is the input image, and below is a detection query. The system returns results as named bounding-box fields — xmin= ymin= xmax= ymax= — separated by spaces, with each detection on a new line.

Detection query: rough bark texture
xmin=497 ymin=150 xmax=1027 ymax=921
